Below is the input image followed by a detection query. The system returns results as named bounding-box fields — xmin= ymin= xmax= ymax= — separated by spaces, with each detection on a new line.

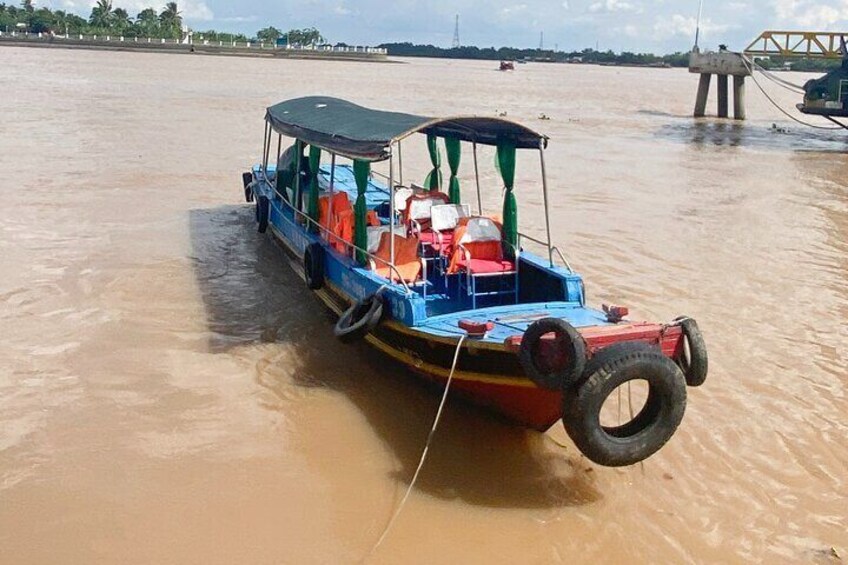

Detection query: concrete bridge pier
xmin=717 ymin=74 xmax=729 ymax=117
xmin=694 ymin=73 xmax=711 ymax=117
xmin=733 ymin=75 xmax=746 ymax=120
xmin=689 ymin=50 xmax=751 ymax=120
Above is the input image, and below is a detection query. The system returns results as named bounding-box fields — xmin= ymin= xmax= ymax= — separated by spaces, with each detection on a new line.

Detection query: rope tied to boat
xmin=738 ymin=52 xmax=843 ymax=131
xmin=367 ymin=334 xmax=467 ymax=557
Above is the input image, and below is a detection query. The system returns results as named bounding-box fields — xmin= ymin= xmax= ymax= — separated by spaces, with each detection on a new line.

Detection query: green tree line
xmin=255 ymin=26 xmax=324 ymax=45
xmin=0 ymin=1 xmax=325 ymax=44
xmin=751 ymin=56 xmax=839 ymax=73
xmin=378 ymin=42 xmax=690 ymax=67
xmin=2 ymin=0 xmax=184 ymax=39
xmin=379 ymin=42 xmax=844 ymax=71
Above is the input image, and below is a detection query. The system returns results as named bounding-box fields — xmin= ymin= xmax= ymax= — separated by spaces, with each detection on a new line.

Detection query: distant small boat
xmin=499 ymin=60 xmax=515 ymax=71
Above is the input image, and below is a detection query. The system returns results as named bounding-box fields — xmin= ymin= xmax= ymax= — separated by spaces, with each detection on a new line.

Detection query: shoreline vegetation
xmin=0 ymin=0 xmax=325 ymax=45
xmin=0 ymin=33 xmax=389 ymax=61
xmin=0 ymin=0 xmax=387 ymax=61
xmin=376 ymin=43 xmax=840 ymax=72
xmin=1 ymin=1 xmax=839 ymax=71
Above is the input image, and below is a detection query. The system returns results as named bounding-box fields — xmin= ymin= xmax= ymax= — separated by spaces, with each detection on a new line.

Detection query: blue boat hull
xmin=248 ymin=165 xmax=682 ymax=430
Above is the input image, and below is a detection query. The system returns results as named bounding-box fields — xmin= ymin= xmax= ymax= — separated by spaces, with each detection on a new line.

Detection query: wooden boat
xmin=241 ymin=96 xmax=708 ymax=466
xmin=499 ymin=60 xmax=515 ymax=71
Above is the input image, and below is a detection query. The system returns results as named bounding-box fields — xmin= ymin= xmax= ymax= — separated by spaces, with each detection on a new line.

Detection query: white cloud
xmin=180 ymin=0 xmax=214 ymax=21
xmin=495 ymin=3 xmax=528 ymax=22
xmin=773 ymin=0 xmax=848 ymax=28
xmin=217 ymin=15 xmax=257 ymax=23
xmin=653 ymin=14 xmax=732 ymax=40
xmin=500 ymin=3 xmax=528 ymax=16
xmin=588 ymin=0 xmax=638 ymax=13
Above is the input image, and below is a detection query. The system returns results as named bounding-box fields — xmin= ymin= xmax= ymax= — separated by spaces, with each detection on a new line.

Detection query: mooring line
xmin=739 ymin=52 xmax=843 ymax=131
xmin=367 ymin=334 xmax=467 ymax=558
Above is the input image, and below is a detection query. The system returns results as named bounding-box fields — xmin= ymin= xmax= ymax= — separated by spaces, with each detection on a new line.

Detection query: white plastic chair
xmin=455 ymin=217 xmax=520 ymax=309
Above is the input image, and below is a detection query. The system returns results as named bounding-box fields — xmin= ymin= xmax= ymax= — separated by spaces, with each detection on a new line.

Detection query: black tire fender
xmin=674 ymin=317 xmax=708 ymax=387
xmin=334 ymin=293 xmax=384 ymax=344
xmin=242 ymin=172 xmax=254 ymax=203
xmin=562 ymin=341 xmax=687 ymax=467
xmin=304 ymin=243 xmax=325 ymax=290
xmin=256 ymin=195 xmax=269 ymax=233
xmin=518 ymin=318 xmax=587 ymax=390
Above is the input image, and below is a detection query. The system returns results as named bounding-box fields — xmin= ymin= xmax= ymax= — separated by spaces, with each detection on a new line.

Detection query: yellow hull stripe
xmin=363 ymin=333 xmax=535 ymax=388
xmin=316 ymin=284 xmax=534 ymax=388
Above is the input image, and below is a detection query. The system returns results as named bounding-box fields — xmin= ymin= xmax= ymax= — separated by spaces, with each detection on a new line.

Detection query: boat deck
xmin=414 ymin=302 xmax=610 ymax=343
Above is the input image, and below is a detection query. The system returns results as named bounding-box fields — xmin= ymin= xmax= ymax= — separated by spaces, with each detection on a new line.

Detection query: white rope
xmin=368 ymin=334 xmax=467 ymax=557
xmin=742 ymin=54 xmax=806 ymax=93
xmin=738 ymin=53 xmax=844 ymax=130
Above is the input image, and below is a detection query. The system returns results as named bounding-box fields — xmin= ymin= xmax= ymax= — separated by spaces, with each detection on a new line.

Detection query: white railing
xmin=253 ymin=173 xmax=413 ymax=294
xmin=0 ymin=31 xmax=387 ymax=54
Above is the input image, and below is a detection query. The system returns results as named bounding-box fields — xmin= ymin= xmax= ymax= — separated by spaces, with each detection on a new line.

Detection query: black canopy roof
xmin=264 ymin=96 xmax=547 ymax=161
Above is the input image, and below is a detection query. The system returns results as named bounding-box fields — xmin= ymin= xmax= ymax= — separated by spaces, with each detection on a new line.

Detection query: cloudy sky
xmin=43 ymin=0 xmax=848 ymax=53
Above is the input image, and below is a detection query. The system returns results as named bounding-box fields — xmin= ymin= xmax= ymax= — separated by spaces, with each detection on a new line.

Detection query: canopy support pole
xmin=294 ymin=141 xmax=301 ymax=216
xmin=539 ymin=142 xmax=553 ymax=268
xmin=327 ymin=153 xmax=336 ymax=240
xmin=398 ymin=141 xmax=403 ymax=187
xmin=472 ymin=141 xmax=482 ymax=215
xmin=274 ymin=133 xmax=281 ymax=195
xmin=390 ymin=145 xmax=396 ymax=268
xmin=261 ymin=122 xmax=269 ymax=175
xmin=276 ymin=134 xmax=282 ymax=164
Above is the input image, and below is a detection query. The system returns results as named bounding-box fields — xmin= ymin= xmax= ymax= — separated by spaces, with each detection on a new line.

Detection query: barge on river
xmin=241 ymin=96 xmax=708 ymax=466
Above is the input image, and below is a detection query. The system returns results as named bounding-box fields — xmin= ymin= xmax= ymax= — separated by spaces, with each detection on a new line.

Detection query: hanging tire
xmin=518 ymin=318 xmax=587 ymax=390
xmin=334 ymin=293 xmax=384 ymax=344
xmin=562 ymin=341 xmax=687 ymax=467
xmin=304 ymin=243 xmax=325 ymax=290
xmin=674 ymin=317 xmax=708 ymax=387
xmin=256 ymin=195 xmax=269 ymax=233
xmin=242 ymin=172 xmax=254 ymax=203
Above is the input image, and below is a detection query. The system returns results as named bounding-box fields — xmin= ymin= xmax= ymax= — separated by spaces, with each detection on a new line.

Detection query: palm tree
xmin=256 ymin=26 xmax=281 ymax=43
xmin=52 ymin=10 xmax=73 ymax=36
xmin=158 ymin=2 xmax=181 ymax=40
xmin=135 ymin=7 xmax=157 ymax=36
xmin=88 ymin=0 xmax=113 ymax=29
xmin=112 ymin=7 xmax=130 ymax=33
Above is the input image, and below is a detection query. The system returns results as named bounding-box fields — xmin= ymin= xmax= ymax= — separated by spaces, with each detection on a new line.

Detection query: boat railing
xmin=318 ymin=168 xmax=394 ymax=196
xmin=262 ymin=177 xmax=414 ymax=295
xmin=372 ymin=171 xmax=572 ymax=271
xmin=367 ymin=170 xmax=573 ymax=274
xmin=518 ymin=231 xmax=573 ymax=272
xmin=366 ymin=170 xmax=397 ymax=194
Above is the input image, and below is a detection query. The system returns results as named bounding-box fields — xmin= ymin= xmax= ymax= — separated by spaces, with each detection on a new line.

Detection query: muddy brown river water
xmin=0 ymin=46 xmax=846 ymax=563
